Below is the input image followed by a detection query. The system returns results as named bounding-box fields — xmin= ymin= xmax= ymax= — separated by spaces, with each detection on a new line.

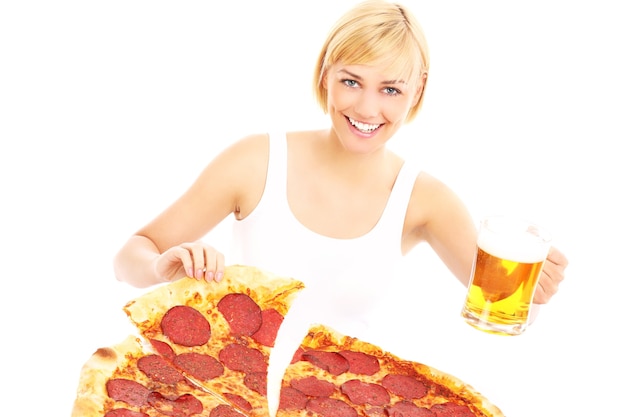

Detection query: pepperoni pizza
xmin=71 ymin=265 xmax=504 ymax=417
xmin=279 ymin=324 xmax=504 ymax=417
xmin=71 ymin=335 xmax=235 ymax=417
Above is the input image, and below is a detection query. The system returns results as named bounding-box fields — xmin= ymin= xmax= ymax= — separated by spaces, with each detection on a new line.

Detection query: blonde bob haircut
xmin=313 ymin=0 xmax=430 ymax=123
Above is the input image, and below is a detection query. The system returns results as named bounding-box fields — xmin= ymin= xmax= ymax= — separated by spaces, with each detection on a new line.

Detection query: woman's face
xmin=324 ymin=62 xmax=422 ymax=155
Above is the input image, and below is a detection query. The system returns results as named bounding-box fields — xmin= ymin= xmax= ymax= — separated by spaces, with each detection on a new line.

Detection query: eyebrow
xmin=338 ymin=68 xmax=406 ymax=85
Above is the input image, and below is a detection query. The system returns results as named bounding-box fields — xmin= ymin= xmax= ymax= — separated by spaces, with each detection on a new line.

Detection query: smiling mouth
xmin=347 ymin=117 xmax=381 ymax=133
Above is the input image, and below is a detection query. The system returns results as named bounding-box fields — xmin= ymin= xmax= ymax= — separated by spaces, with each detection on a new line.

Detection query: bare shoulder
xmin=409 ymin=171 xmax=461 ymax=217
xmin=211 ymin=133 xmax=269 ymax=169
xmin=404 ymin=171 xmax=472 ymax=242
xmin=201 ymin=133 xmax=270 ymax=218
xmin=191 ymin=132 xmax=269 ymax=196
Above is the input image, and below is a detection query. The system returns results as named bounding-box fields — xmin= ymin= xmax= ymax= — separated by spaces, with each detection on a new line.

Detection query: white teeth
xmin=348 ymin=117 xmax=380 ymax=133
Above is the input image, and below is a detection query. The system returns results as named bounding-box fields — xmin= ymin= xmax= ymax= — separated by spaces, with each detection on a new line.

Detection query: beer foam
xmin=477 ymin=223 xmax=550 ymax=264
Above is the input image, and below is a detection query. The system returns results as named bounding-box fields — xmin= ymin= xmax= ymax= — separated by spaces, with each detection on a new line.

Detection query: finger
xmin=542 ymin=257 xmax=566 ymax=286
xmin=191 ymin=245 xmax=207 ymax=280
xmin=534 ymin=273 xmax=550 ymax=304
xmin=547 ymin=246 xmax=569 ymax=268
xmin=534 ymin=275 xmax=548 ymax=304
xmin=176 ymin=246 xmax=193 ymax=277
xmin=533 ymin=273 xmax=554 ymax=304
xmin=215 ymin=251 xmax=225 ymax=282
xmin=181 ymin=243 xmax=206 ymax=280
xmin=202 ymin=247 xmax=220 ymax=282
xmin=200 ymin=247 xmax=226 ymax=283
xmin=534 ymin=260 xmax=563 ymax=304
xmin=202 ymin=246 xmax=215 ymax=282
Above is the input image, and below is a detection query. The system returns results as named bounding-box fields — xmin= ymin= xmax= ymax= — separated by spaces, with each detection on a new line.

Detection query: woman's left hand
xmin=533 ymin=246 xmax=569 ymax=304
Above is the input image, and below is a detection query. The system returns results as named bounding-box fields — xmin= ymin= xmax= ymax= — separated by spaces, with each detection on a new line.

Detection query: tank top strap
xmin=372 ymin=159 xmax=421 ymax=245
xmin=263 ymin=131 xmax=288 ymax=203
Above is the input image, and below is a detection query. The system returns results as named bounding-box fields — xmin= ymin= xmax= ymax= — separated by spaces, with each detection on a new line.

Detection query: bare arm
xmin=113 ymin=235 xmax=169 ymax=288
xmin=406 ymin=172 xmax=568 ymax=302
xmin=113 ymin=134 xmax=269 ymax=288
xmin=405 ymin=172 xmax=478 ymax=286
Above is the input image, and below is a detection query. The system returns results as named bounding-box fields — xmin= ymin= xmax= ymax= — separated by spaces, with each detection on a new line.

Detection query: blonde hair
xmin=313 ymin=0 xmax=430 ymax=123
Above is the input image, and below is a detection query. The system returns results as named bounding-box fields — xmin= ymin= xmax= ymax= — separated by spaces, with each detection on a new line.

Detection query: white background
xmin=1 ymin=1 xmax=625 ymax=416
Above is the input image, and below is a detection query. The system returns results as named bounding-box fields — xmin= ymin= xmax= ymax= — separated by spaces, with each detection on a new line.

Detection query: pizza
xmin=278 ymin=325 xmax=504 ymax=417
xmin=71 ymin=335 xmax=234 ymax=417
xmin=71 ymin=265 xmax=504 ymax=417
xmin=72 ymin=265 xmax=304 ymax=417
xmin=122 ymin=264 xmax=303 ymax=417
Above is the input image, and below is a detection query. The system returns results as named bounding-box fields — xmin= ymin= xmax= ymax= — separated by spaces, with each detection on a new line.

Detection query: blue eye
xmin=383 ymin=87 xmax=401 ymax=96
xmin=342 ymin=79 xmax=359 ymax=88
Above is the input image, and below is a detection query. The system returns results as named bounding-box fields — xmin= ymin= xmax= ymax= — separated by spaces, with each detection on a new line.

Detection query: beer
xmin=461 ymin=216 xmax=551 ymax=336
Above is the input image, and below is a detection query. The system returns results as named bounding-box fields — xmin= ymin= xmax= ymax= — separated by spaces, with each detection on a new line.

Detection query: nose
xmin=353 ymin=89 xmax=380 ymax=119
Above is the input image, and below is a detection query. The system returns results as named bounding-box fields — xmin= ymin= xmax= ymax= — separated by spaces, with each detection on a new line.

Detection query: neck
xmin=318 ymin=128 xmax=392 ymax=183
xmin=328 ymin=127 xmax=388 ymax=161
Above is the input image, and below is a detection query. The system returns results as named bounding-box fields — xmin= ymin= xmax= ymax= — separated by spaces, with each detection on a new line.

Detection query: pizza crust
xmin=123 ymin=265 xmax=304 ymax=324
xmin=71 ymin=335 xmax=145 ymax=417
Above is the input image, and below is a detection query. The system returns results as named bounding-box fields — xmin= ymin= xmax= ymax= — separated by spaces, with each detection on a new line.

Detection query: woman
xmin=113 ymin=0 xmax=567 ymax=334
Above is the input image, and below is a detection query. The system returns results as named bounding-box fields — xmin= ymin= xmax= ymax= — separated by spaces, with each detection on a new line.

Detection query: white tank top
xmin=231 ymin=132 xmax=420 ymax=335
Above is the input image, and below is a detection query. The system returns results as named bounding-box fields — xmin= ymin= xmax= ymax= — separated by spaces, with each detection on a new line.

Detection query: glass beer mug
xmin=461 ymin=215 xmax=552 ymax=336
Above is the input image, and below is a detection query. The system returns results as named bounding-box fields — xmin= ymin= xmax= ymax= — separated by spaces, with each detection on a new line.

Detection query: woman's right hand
xmin=155 ymin=241 xmax=225 ymax=283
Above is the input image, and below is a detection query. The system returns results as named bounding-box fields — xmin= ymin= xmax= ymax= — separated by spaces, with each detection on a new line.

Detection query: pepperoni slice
xmin=150 ymin=339 xmax=176 ymax=361
xmin=137 ymin=354 xmax=185 ymax=385
xmin=302 ymin=350 xmax=349 ymax=375
xmin=218 ymin=343 xmax=267 ymax=373
xmin=279 ymin=386 xmax=308 ymax=411
xmin=386 ymin=401 xmax=435 ymax=416
xmin=106 ymin=379 xmax=150 ymax=407
xmin=209 ymin=404 xmax=245 ymax=417
xmin=430 ymin=402 xmax=476 ymax=417
xmin=362 ymin=406 xmax=386 ymax=416
xmin=251 ymin=309 xmax=284 ymax=347
xmin=147 ymin=392 xmax=203 ymax=417
xmin=291 ymin=346 xmax=305 ymax=363
xmin=104 ymin=409 xmax=149 ymax=417
xmin=174 ymin=352 xmax=224 ymax=381
xmin=338 ymin=350 xmax=380 ymax=375
xmin=306 ymin=397 xmax=358 ymax=417
xmin=217 ymin=293 xmax=263 ymax=336
xmin=161 ymin=305 xmax=211 ymax=347
xmin=244 ymin=371 xmax=266 ymax=396
xmin=341 ymin=379 xmax=390 ymax=406
xmin=381 ymin=374 xmax=428 ymax=399
xmin=290 ymin=376 xmax=335 ymax=397
xmin=223 ymin=393 xmax=253 ymax=412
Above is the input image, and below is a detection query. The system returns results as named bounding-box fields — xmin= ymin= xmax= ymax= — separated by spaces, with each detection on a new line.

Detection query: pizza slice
xmin=122 ymin=265 xmax=305 ymax=417
xmin=71 ymin=334 xmax=245 ymax=417
xmin=277 ymin=324 xmax=505 ymax=417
